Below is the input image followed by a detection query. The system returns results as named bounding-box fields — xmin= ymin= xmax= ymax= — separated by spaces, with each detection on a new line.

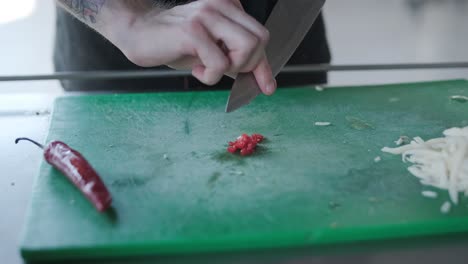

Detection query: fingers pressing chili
xmin=227 ymin=133 xmax=264 ymax=156
xmin=15 ymin=138 xmax=112 ymax=212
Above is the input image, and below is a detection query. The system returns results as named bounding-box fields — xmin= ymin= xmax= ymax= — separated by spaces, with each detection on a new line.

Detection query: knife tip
xmin=225 ymin=105 xmax=235 ymax=113
xmin=225 ymin=96 xmax=240 ymax=113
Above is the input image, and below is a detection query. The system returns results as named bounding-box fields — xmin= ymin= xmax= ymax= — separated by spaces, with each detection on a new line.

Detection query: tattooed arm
xmin=56 ymin=0 xmax=276 ymax=94
xmin=56 ymin=0 xmax=151 ymax=43
xmin=58 ymin=0 xmax=106 ymax=24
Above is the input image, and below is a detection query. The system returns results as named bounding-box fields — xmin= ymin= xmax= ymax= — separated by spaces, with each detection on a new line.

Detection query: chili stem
xmin=15 ymin=137 xmax=45 ymax=149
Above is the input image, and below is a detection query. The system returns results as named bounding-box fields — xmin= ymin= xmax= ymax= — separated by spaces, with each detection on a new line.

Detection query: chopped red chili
xmin=251 ymin=134 xmax=264 ymax=143
xmin=15 ymin=137 xmax=112 ymax=212
xmin=226 ymin=133 xmax=264 ymax=156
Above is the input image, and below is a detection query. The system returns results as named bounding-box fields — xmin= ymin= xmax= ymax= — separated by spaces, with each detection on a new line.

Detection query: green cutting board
xmin=21 ymin=80 xmax=468 ymax=261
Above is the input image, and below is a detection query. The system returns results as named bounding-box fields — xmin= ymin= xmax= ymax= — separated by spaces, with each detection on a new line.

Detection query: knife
xmin=225 ymin=0 xmax=326 ymax=113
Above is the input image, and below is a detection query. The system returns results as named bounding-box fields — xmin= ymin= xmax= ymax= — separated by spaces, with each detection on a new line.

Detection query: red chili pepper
xmin=246 ymin=143 xmax=256 ymax=151
xmin=227 ymin=133 xmax=265 ymax=156
xmin=235 ymin=140 xmax=247 ymax=149
xmin=240 ymin=148 xmax=253 ymax=156
xmin=251 ymin=134 xmax=264 ymax=143
xmin=15 ymin=138 xmax=112 ymax=212
xmin=227 ymin=146 xmax=237 ymax=153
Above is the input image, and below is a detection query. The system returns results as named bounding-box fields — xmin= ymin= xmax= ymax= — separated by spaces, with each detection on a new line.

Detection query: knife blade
xmin=225 ymin=0 xmax=326 ymax=113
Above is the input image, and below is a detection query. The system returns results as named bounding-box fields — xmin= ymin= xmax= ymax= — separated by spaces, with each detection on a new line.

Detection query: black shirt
xmin=54 ymin=0 xmax=331 ymax=91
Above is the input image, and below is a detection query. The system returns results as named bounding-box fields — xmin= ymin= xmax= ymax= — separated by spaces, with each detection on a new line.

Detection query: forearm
xmin=56 ymin=0 xmax=152 ymax=47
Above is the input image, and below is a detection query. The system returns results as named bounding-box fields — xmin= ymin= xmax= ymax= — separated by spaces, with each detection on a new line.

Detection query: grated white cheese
xmin=395 ymin=136 xmax=410 ymax=146
xmin=450 ymin=95 xmax=468 ymax=102
xmin=315 ymin=122 xmax=331 ymax=126
xmin=374 ymin=156 xmax=382 ymax=162
xmin=382 ymin=126 xmax=468 ymax=205
xmin=230 ymin=170 xmax=244 ymax=176
xmin=440 ymin=201 xmax=451 ymax=214
xmin=421 ymin=191 xmax=438 ymax=198
xmin=315 ymin=85 xmax=325 ymax=92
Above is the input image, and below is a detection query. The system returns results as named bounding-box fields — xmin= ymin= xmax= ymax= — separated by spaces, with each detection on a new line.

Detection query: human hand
xmin=115 ymin=0 xmax=277 ymax=94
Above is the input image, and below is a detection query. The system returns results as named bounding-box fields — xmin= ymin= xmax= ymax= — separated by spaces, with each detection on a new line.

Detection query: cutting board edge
xmin=20 ymin=216 xmax=468 ymax=262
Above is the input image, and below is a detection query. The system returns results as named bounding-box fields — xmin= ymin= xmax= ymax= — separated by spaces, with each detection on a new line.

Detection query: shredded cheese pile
xmin=382 ymin=127 xmax=468 ymax=205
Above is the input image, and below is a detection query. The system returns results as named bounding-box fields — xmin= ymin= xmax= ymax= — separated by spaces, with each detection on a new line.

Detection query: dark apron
xmin=54 ymin=0 xmax=331 ymax=92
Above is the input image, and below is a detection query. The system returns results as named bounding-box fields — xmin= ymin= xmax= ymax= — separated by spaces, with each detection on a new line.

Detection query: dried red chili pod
xmin=15 ymin=138 xmax=112 ymax=212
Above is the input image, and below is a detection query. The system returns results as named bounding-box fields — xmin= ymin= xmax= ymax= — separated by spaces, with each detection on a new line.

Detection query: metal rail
xmin=1 ymin=62 xmax=468 ymax=82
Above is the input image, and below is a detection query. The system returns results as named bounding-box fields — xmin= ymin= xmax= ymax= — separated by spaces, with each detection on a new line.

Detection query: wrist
xmin=106 ymin=4 xmax=166 ymax=56
xmin=101 ymin=3 xmax=140 ymax=48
